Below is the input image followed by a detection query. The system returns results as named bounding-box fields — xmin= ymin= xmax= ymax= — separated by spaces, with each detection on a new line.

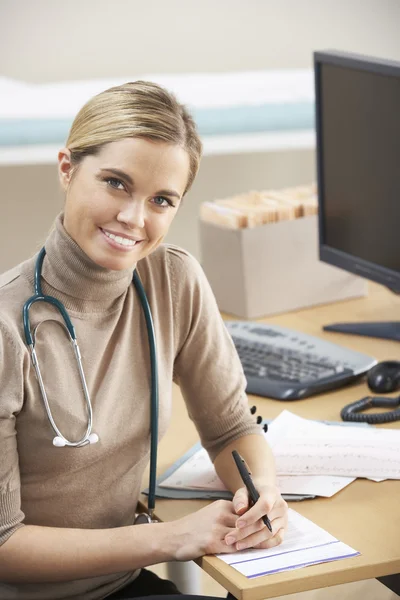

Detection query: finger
xmin=279 ymin=503 xmax=289 ymax=530
xmin=232 ymin=487 xmax=249 ymax=516
xmin=262 ymin=500 xmax=288 ymax=523
xmin=220 ymin=524 xmax=241 ymax=552
xmin=236 ymin=500 xmax=273 ymax=529
xmin=239 ymin=525 xmax=286 ymax=552
xmin=269 ymin=496 xmax=288 ymax=518
xmin=223 ymin=513 xmax=240 ymax=528
xmin=269 ymin=516 xmax=287 ymax=536
xmin=212 ymin=499 xmax=241 ymax=527
xmin=234 ymin=526 xmax=272 ymax=551
xmin=224 ymin=501 xmax=243 ymax=526
xmin=224 ymin=518 xmax=265 ymax=546
xmin=218 ymin=541 xmax=239 ymax=554
xmin=208 ymin=528 xmax=238 ymax=555
xmin=253 ymin=527 xmax=286 ymax=550
xmin=235 ymin=492 xmax=286 ymax=528
xmin=234 ymin=514 xmax=287 ymax=547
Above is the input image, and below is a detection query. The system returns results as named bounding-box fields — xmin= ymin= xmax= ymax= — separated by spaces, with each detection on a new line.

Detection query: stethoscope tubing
xmin=23 ymin=247 xmax=159 ymax=513
xmin=132 ymin=270 xmax=159 ymax=516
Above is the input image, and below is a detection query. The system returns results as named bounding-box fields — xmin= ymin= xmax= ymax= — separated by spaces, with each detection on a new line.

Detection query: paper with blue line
xmin=217 ymin=508 xmax=359 ymax=579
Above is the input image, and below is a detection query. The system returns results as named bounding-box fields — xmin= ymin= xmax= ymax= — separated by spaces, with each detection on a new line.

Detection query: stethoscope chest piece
xmin=24 ymin=286 xmax=99 ymax=448
xmin=134 ymin=512 xmax=158 ymax=525
xmin=53 ymin=433 xmax=99 ymax=447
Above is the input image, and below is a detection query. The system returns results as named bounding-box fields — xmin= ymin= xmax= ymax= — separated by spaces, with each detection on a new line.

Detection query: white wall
xmin=1 ymin=0 xmax=399 ymax=271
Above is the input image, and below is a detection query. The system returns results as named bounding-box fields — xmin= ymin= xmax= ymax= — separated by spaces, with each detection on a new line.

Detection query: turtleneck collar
xmin=24 ymin=213 xmax=134 ymax=314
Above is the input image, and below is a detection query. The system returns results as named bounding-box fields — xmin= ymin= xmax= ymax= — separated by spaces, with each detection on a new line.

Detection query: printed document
xmin=267 ymin=410 xmax=400 ymax=479
xmin=217 ymin=508 xmax=359 ymax=578
xmin=159 ymin=445 xmax=355 ymax=497
xmin=159 ymin=410 xmax=400 ymax=496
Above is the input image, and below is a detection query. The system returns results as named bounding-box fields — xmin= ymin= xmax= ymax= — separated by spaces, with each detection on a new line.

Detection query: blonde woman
xmin=0 ymin=81 xmax=288 ymax=599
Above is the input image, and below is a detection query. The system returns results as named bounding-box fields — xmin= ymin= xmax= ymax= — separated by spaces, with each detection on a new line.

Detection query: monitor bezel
xmin=314 ymin=50 xmax=400 ymax=293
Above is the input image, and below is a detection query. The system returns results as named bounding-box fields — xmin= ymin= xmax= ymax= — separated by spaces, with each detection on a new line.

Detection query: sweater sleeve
xmin=0 ymin=322 xmax=25 ymax=546
xmin=168 ymin=246 xmax=262 ymax=461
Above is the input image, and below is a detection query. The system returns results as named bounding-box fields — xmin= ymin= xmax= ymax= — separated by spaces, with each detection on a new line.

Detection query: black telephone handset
xmin=341 ymin=361 xmax=400 ymax=424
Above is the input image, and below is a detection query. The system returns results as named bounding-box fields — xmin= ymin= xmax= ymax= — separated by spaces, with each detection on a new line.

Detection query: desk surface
xmin=142 ymin=283 xmax=400 ymax=600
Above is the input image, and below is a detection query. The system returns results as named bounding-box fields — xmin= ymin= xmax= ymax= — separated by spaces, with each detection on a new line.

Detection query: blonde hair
xmin=66 ymin=80 xmax=203 ymax=195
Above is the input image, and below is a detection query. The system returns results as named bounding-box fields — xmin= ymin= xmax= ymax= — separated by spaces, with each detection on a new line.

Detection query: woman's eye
xmin=106 ymin=177 xmax=125 ymax=191
xmin=152 ymin=196 xmax=173 ymax=208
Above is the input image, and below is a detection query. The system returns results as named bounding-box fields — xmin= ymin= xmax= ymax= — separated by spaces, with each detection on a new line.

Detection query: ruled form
xmin=217 ymin=508 xmax=359 ymax=578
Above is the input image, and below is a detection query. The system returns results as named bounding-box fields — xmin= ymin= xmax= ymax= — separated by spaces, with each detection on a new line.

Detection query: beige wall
xmin=1 ymin=0 xmax=399 ymax=81
xmin=0 ymin=0 xmax=399 ymax=272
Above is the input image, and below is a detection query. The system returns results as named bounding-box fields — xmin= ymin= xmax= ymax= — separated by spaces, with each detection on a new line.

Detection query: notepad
xmin=217 ymin=508 xmax=360 ymax=578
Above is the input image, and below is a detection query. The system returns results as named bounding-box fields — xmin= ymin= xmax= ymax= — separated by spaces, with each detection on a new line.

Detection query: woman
xmin=0 ymin=81 xmax=288 ymax=599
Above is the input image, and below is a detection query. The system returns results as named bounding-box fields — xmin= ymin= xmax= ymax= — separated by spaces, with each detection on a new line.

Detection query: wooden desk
xmin=143 ymin=283 xmax=400 ymax=600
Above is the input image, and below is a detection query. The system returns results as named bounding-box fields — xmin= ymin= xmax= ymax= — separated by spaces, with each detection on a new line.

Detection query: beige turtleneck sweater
xmin=0 ymin=214 xmax=261 ymax=600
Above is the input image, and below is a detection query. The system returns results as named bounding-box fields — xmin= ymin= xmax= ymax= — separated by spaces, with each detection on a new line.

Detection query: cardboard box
xmin=199 ymin=215 xmax=367 ymax=319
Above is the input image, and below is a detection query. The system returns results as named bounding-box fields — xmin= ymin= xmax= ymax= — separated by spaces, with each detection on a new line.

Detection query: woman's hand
xmin=171 ymin=500 xmax=240 ymax=561
xmin=223 ymin=483 xmax=288 ymax=551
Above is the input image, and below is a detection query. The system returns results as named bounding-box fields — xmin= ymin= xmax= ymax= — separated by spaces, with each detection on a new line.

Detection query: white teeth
xmin=103 ymin=230 xmax=137 ymax=247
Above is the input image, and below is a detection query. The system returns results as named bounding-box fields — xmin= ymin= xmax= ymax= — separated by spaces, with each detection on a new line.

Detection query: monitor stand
xmin=323 ymin=322 xmax=400 ymax=342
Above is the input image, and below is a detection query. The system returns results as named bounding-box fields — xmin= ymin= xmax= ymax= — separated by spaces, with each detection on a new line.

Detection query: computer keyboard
xmin=225 ymin=321 xmax=377 ymax=400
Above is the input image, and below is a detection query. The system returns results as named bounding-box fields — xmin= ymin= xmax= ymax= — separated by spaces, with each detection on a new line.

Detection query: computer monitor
xmin=314 ymin=50 xmax=400 ymax=342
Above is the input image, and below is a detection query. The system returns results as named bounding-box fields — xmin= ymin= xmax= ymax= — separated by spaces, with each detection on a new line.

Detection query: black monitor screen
xmin=316 ymin=54 xmax=400 ymax=290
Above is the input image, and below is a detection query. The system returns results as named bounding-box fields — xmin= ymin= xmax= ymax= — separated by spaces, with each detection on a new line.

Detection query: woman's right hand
xmin=170 ymin=500 xmax=239 ymax=561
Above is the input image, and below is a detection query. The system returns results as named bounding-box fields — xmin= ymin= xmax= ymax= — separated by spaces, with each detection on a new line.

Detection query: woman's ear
xmin=58 ymin=148 xmax=74 ymax=191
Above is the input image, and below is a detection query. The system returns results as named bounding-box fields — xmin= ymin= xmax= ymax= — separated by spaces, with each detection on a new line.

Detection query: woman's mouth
xmin=100 ymin=228 xmax=142 ymax=252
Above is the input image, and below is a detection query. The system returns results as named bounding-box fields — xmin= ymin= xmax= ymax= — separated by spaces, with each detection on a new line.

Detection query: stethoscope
xmin=23 ymin=247 xmax=159 ymax=523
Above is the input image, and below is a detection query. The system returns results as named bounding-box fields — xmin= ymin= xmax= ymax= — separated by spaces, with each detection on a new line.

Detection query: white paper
xmin=160 ymin=447 xmax=222 ymax=490
xmin=159 ymin=446 xmax=355 ymax=497
xmin=268 ymin=410 xmax=400 ymax=479
xmin=217 ymin=508 xmax=359 ymax=578
xmin=277 ymin=474 xmax=354 ymax=497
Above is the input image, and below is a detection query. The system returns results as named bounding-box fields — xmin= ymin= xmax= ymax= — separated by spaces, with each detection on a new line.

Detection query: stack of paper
xmin=157 ymin=410 xmax=400 ymax=500
xmin=218 ymin=508 xmax=359 ymax=578
xmin=159 ymin=445 xmax=355 ymax=498
xmin=268 ymin=410 xmax=400 ymax=480
xmin=153 ymin=411 xmax=395 ymax=578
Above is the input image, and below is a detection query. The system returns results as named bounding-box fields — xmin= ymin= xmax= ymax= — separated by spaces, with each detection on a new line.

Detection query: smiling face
xmin=58 ymin=137 xmax=190 ymax=270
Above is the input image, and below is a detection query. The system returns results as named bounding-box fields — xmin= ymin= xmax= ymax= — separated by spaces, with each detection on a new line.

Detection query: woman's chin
xmin=81 ymin=232 xmax=142 ymax=270
xmin=83 ymin=245 xmax=135 ymax=271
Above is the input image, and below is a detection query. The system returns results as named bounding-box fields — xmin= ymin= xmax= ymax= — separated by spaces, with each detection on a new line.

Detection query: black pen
xmin=232 ymin=450 xmax=273 ymax=533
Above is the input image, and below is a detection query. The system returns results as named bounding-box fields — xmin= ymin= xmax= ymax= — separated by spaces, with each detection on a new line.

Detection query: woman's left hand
xmin=224 ymin=483 xmax=288 ymax=551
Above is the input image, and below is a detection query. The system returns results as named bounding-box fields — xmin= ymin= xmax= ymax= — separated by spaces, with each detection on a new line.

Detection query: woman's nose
xmin=117 ymin=200 xmax=145 ymax=229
